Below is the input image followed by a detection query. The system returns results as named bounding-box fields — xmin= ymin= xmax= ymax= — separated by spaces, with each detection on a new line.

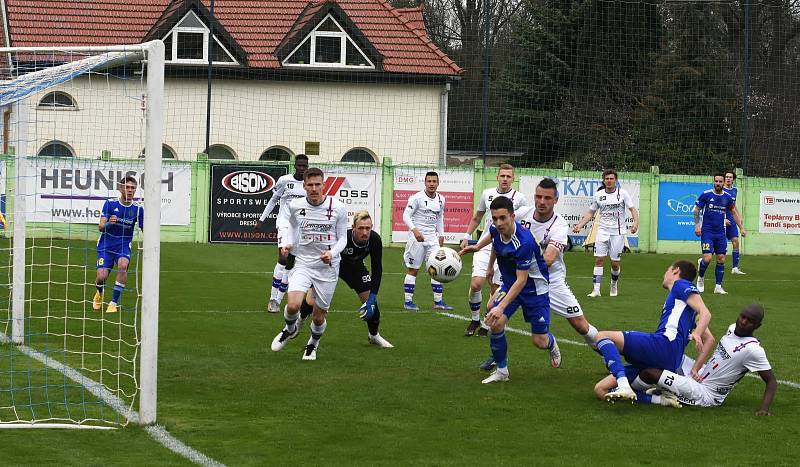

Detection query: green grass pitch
xmin=2 ymin=242 xmax=798 ymax=465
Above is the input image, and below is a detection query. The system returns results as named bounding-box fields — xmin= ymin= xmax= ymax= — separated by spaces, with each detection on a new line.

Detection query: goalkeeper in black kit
xmin=298 ymin=210 xmax=393 ymax=348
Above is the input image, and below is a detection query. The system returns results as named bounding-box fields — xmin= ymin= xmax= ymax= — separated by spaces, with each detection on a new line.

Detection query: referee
xmin=299 ymin=210 xmax=393 ymax=348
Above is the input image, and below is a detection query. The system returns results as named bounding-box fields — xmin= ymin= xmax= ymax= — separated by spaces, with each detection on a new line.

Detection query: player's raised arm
xmin=572 ymin=207 xmax=596 ymax=233
xmin=690 ymin=328 xmax=716 ymax=380
xmin=461 ymin=208 xmax=486 ymax=249
xmin=258 ymin=178 xmax=286 ymax=225
xmin=686 ymin=293 xmax=711 ymax=353
xmin=98 ymin=199 xmax=111 ymax=232
xmin=756 ymin=369 xmax=777 ymax=416
xmin=460 ymin=233 xmax=492 ymax=255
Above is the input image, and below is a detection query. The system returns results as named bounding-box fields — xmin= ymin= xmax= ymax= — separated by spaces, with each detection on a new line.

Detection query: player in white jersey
xmin=270 ymin=168 xmax=349 ymax=361
xmin=402 ymin=171 xmax=452 ymax=311
xmin=573 ymin=169 xmax=639 ymax=297
xmin=460 ymin=164 xmax=529 ymax=336
xmin=255 ymin=155 xmax=309 ymax=313
xmin=638 ymin=304 xmax=776 ymax=414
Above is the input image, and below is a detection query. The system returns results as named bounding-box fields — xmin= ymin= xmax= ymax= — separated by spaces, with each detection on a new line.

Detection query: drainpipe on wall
xmin=438 ymin=82 xmax=450 ymax=167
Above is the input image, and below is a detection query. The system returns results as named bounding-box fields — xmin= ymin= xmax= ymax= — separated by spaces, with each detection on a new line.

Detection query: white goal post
xmin=0 ymin=41 xmax=164 ymax=427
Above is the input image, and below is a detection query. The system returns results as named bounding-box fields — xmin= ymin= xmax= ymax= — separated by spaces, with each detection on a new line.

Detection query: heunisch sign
xmin=29 ymin=158 xmax=191 ymax=225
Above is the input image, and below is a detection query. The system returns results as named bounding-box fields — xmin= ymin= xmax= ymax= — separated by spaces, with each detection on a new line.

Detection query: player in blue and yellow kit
xmin=93 ymin=176 xmax=143 ymax=313
xmin=460 ymin=196 xmax=559 ymax=384
xmin=724 ymin=171 xmax=746 ymax=275
xmin=693 ymin=173 xmax=745 ymax=294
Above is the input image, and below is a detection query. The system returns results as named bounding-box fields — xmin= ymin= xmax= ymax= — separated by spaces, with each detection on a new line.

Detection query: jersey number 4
xmin=299 ymin=209 xmax=306 ymax=216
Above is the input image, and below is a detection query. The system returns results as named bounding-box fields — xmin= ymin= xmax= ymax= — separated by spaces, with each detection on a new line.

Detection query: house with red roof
xmin=2 ymin=0 xmax=462 ymax=163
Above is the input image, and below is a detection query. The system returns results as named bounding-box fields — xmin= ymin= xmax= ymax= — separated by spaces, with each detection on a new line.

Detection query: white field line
xmin=0 ymin=333 xmax=225 ymax=467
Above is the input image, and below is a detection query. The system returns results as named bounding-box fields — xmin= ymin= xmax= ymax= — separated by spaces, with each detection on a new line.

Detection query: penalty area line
xmin=436 ymin=312 xmax=800 ymax=391
xmin=0 ymin=333 xmax=225 ymax=467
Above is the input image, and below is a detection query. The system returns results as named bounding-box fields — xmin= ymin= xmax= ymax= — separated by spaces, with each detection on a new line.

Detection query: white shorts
xmin=593 ymin=232 xmax=625 ymax=261
xmin=287 ymin=265 xmax=340 ymax=310
xmin=659 ymin=370 xmax=720 ymax=407
xmin=549 ymin=281 xmax=584 ymax=318
xmin=472 ymin=248 xmax=502 ymax=286
xmin=404 ymin=238 xmax=438 ymax=270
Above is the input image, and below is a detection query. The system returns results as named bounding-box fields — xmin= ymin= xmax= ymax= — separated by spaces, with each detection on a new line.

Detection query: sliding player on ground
xmin=694 ymin=173 xmax=745 ymax=295
xmin=255 ymin=154 xmax=309 ymax=312
xmin=724 ymin=171 xmax=746 ymax=275
xmin=270 ymin=168 xmax=348 ymax=361
xmin=573 ymin=169 xmax=639 ymax=297
xmin=402 ymin=171 xmax=453 ymax=311
xmin=592 ymin=260 xmax=712 ymax=403
xmin=93 ymin=176 xmax=143 ymax=314
xmin=460 ymin=164 xmax=529 ymax=337
xmin=636 ymin=304 xmax=776 ymax=414
xmin=297 ymin=210 xmax=393 ymax=348
xmin=460 ymin=196 xmax=558 ymax=384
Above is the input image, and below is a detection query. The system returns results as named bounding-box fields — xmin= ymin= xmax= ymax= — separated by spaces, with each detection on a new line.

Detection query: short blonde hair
xmin=352 ymin=210 xmax=372 ymax=227
xmin=498 ymin=163 xmax=514 ymax=173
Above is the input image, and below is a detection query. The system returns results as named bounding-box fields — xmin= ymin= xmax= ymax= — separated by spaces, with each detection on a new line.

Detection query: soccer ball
xmin=426 ymin=247 xmax=462 ymax=283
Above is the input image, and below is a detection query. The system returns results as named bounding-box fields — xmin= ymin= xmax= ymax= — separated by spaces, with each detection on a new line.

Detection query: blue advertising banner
xmin=657 ymin=182 xmax=709 ymax=240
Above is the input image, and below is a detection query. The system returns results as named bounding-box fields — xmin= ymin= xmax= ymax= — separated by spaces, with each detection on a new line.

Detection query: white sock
xmin=270 ymin=263 xmax=286 ymax=301
xmin=431 ymin=279 xmax=444 ymax=303
xmin=403 ymin=274 xmax=416 ymax=302
xmin=631 ymin=376 xmax=649 ymax=392
xmin=469 ymin=290 xmax=482 ymax=321
xmin=592 ymin=266 xmax=603 ymax=291
xmin=308 ymin=319 xmax=327 ymax=347
xmin=583 ymin=323 xmax=599 ymax=346
xmin=283 ymin=305 xmax=298 ymax=332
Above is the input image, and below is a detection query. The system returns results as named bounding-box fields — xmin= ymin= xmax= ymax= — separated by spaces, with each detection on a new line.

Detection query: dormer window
xmin=163 ymin=11 xmax=237 ymax=65
xmin=283 ymin=15 xmax=373 ymax=69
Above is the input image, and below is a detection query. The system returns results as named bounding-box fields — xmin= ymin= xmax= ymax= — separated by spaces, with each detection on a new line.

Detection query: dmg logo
xmin=222 ymin=171 xmax=275 ymax=195
xmin=666 ymin=194 xmax=697 ymax=214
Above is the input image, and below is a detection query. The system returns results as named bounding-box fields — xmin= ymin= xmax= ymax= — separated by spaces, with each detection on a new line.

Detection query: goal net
xmin=0 ymin=42 xmax=164 ymax=428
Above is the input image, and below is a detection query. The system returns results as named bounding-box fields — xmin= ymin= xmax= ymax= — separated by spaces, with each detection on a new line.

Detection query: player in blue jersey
xmin=460 ymin=196 xmax=559 ymax=384
xmin=590 ymin=260 xmax=712 ymax=403
xmin=724 ymin=171 xmax=746 ymax=275
xmin=694 ymin=173 xmax=745 ymax=294
xmin=93 ymin=176 xmax=143 ymax=314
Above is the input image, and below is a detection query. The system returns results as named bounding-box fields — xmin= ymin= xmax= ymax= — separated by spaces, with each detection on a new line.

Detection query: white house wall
xmin=19 ymin=76 xmax=444 ymax=164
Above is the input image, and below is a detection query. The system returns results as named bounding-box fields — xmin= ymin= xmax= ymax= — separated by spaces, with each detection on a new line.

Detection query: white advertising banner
xmin=323 ymin=169 xmax=382 ymax=231
xmin=518 ymin=175 xmax=641 ymax=247
xmin=392 ymin=168 xmax=474 ymax=244
xmin=28 ymin=158 xmax=192 ymax=225
xmin=759 ymin=191 xmax=800 ymax=234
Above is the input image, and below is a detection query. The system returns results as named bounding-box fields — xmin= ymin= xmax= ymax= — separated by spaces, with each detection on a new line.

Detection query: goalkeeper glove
xmin=358 ymin=293 xmax=377 ymax=321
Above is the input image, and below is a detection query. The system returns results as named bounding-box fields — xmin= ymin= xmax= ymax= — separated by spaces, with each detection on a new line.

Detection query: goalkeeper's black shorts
xmin=339 ymin=262 xmax=372 ymax=294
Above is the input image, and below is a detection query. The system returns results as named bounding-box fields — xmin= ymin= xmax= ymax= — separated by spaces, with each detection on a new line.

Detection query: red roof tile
xmin=5 ymin=0 xmax=463 ymax=76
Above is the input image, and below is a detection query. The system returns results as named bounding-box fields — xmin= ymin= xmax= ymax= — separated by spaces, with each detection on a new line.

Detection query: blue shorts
xmin=96 ymin=248 xmax=131 ymax=270
xmin=725 ymin=222 xmax=739 ymax=240
xmin=621 ymin=331 xmax=683 ymax=373
xmin=700 ymin=231 xmax=727 ymax=255
xmin=491 ymin=286 xmax=550 ymax=335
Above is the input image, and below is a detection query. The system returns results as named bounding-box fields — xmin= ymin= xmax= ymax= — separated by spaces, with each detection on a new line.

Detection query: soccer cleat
xmin=301 ymin=344 xmax=317 ymax=361
xmin=604 ymin=386 xmax=637 ymax=404
xmin=713 ymin=285 xmax=728 ymax=295
xmin=609 ymin=282 xmax=618 ymax=297
xmin=267 ymin=299 xmax=280 ymax=313
xmin=587 ymin=290 xmax=601 ymax=298
xmin=658 ymin=391 xmax=682 ymax=408
xmin=403 ymin=301 xmax=420 ymax=311
xmin=105 ymin=302 xmax=118 ymax=314
xmin=433 ymin=301 xmax=454 ymax=310
xmin=476 ymin=326 xmax=489 ymax=337
xmin=481 ymin=369 xmax=509 ymax=384
xmin=479 ymin=355 xmax=496 ymax=371
xmin=92 ymin=292 xmax=103 ymax=311
xmin=368 ymin=334 xmax=394 ymax=348
xmin=464 ymin=320 xmax=481 ymax=337
xmin=271 ymin=325 xmax=299 ymax=351
xmin=731 ymin=267 xmax=746 ymax=275
xmin=549 ymin=339 xmax=562 ymax=368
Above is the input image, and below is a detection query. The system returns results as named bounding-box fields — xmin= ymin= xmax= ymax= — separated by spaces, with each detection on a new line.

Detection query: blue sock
xmin=546 ymin=332 xmax=555 ymax=350
xmin=271 ymin=276 xmax=282 ymax=290
xmin=715 ymin=263 xmax=725 ymax=286
xmin=278 ymin=281 xmax=288 ymax=293
xmin=698 ymin=259 xmax=709 ymax=277
xmin=596 ymin=338 xmax=627 ymax=382
xmin=611 ymin=269 xmax=620 ymax=282
xmin=111 ymin=282 xmax=124 ymax=304
xmin=470 ymin=301 xmax=481 ymax=312
xmin=490 ymin=331 xmax=508 ymax=369
xmin=732 ymin=250 xmax=740 ymax=268
xmin=634 ymin=391 xmax=652 ymax=404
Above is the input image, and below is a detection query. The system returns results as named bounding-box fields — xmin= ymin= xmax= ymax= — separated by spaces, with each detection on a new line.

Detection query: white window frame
xmin=164 ymin=11 xmax=238 ymax=66
xmin=283 ymin=14 xmax=374 ymax=69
